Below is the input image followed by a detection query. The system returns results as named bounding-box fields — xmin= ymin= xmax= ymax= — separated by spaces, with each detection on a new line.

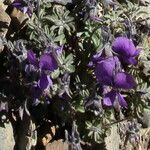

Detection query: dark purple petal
xmin=103 ymin=90 xmax=116 ymax=106
xmin=26 ymin=8 xmax=32 ymax=17
xmin=95 ymin=57 xmax=119 ymax=86
xmin=39 ymin=54 xmax=58 ymax=71
xmin=27 ymin=50 xmax=38 ymax=66
xmin=38 ymin=74 xmax=53 ymax=90
xmin=117 ymin=93 xmax=127 ymax=108
xmin=122 ymin=56 xmax=137 ymax=65
xmin=114 ymin=72 xmax=136 ymax=89
xmin=92 ymin=52 xmax=103 ymax=63
xmin=112 ymin=37 xmax=136 ymax=57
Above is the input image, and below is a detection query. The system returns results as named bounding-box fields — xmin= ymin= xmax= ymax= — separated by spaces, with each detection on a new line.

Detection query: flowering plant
xmin=0 ymin=0 xmax=150 ymax=149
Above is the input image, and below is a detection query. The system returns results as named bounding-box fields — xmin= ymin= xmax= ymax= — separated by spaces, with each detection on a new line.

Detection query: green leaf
xmin=77 ymin=105 xmax=85 ymax=113
xmin=51 ymin=68 xmax=60 ymax=79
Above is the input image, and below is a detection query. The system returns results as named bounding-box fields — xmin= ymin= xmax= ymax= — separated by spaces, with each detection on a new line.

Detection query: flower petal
xmin=103 ymin=90 xmax=116 ymax=106
xmin=95 ymin=57 xmax=119 ymax=86
xmin=39 ymin=54 xmax=58 ymax=71
xmin=133 ymin=49 xmax=141 ymax=57
xmin=122 ymin=56 xmax=137 ymax=65
xmin=117 ymin=93 xmax=127 ymax=108
xmin=27 ymin=50 xmax=38 ymax=66
xmin=112 ymin=37 xmax=136 ymax=57
xmin=114 ymin=72 xmax=136 ymax=89
xmin=92 ymin=52 xmax=103 ymax=63
xmin=38 ymin=74 xmax=53 ymax=91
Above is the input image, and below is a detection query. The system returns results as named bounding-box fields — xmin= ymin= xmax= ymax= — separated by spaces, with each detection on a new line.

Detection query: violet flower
xmin=112 ymin=37 xmax=140 ymax=65
xmin=27 ymin=50 xmax=58 ymax=72
xmin=95 ymin=56 xmax=120 ymax=86
xmin=27 ymin=49 xmax=38 ymax=67
xmin=103 ymin=88 xmax=127 ymax=109
xmin=94 ymin=56 xmax=136 ymax=108
xmin=12 ymin=0 xmax=33 ymax=17
xmin=27 ymin=50 xmax=58 ymax=100
xmin=39 ymin=54 xmax=58 ymax=71
xmin=38 ymin=74 xmax=53 ymax=91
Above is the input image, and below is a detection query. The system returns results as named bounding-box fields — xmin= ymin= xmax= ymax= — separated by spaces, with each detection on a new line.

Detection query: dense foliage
xmin=0 ymin=0 xmax=150 ymax=149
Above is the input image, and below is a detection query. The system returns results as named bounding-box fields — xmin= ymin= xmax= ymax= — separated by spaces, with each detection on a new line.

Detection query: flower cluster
xmin=26 ymin=46 xmax=62 ymax=105
xmin=112 ymin=37 xmax=140 ymax=65
xmin=91 ymin=37 xmax=140 ymax=110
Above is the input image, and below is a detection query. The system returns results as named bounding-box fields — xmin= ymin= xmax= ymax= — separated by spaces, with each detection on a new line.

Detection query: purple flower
xmin=26 ymin=50 xmax=58 ymax=93
xmin=95 ymin=56 xmax=120 ymax=86
xmin=94 ymin=56 xmax=136 ymax=108
xmin=39 ymin=54 xmax=58 ymax=71
xmin=38 ymin=74 xmax=53 ymax=91
xmin=27 ymin=50 xmax=38 ymax=67
xmin=103 ymin=90 xmax=127 ymax=109
xmin=27 ymin=50 xmax=58 ymax=72
xmin=95 ymin=56 xmax=136 ymax=89
xmin=112 ymin=37 xmax=140 ymax=65
xmin=103 ymin=89 xmax=116 ymax=106
xmin=114 ymin=72 xmax=136 ymax=89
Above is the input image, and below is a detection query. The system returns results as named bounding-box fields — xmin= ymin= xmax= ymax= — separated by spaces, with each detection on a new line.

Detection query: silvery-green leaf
xmin=51 ymin=68 xmax=60 ymax=79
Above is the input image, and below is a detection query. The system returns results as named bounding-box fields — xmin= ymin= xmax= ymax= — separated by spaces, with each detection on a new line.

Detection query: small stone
xmin=0 ymin=6 xmax=11 ymax=52
xmin=0 ymin=2 xmax=8 ymax=10
xmin=45 ymin=140 xmax=69 ymax=150
xmin=0 ymin=46 xmax=4 ymax=53
xmin=0 ymin=37 xmax=4 ymax=52
xmin=41 ymin=126 xmax=56 ymax=146
xmin=138 ymin=127 xmax=150 ymax=150
xmin=0 ymin=6 xmax=11 ymax=37
xmin=142 ymin=108 xmax=150 ymax=127
xmin=105 ymin=125 xmax=121 ymax=150
xmin=0 ymin=122 xmax=15 ymax=150
xmin=10 ymin=8 xmax=29 ymax=31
